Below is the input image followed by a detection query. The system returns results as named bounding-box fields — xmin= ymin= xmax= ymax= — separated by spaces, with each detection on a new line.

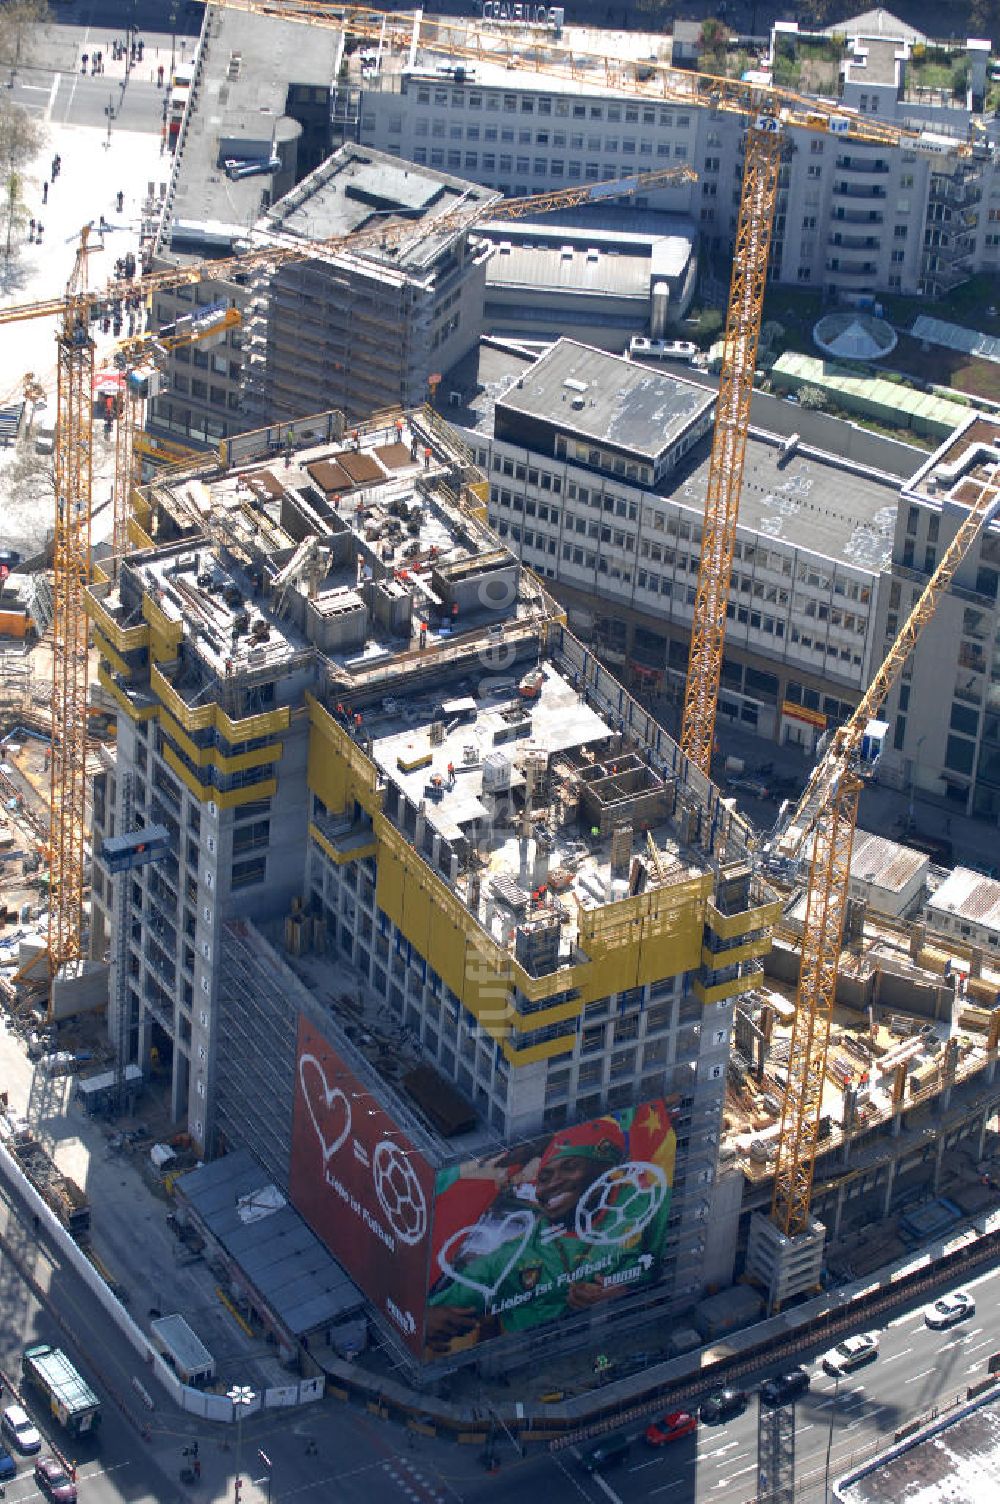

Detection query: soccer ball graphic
xmin=575 ymin=1161 xmax=668 ymax=1247
xmin=372 ymin=1140 xmax=428 ymax=1246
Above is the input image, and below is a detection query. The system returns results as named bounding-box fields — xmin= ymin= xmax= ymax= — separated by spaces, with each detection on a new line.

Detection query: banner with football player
xmin=423 ymin=1101 xmax=678 ymax=1356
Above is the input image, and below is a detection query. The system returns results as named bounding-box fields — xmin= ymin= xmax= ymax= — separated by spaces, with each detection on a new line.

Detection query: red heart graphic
xmin=299 ymin=1054 xmax=352 ymax=1164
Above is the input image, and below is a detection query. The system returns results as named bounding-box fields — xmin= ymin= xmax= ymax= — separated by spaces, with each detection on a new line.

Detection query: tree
xmin=0 ymin=97 xmax=45 ymax=177
xmin=699 ymin=18 xmax=729 ymax=72
xmin=2 ymin=170 xmax=28 ymax=267
xmin=0 ymin=1 xmax=51 ymax=79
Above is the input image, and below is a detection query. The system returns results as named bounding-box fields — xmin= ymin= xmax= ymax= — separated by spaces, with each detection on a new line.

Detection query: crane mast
xmin=680 ymin=123 xmax=782 ymax=777
xmin=770 ymin=475 xmax=1000 ymax=1240
xmin=48 ymin=231 xmax=96 ymax=990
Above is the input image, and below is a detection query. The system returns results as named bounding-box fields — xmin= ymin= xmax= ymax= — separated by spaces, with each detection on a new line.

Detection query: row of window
xmin=408 ymin=87 xmax=691 ymax=130
xmin=412 ymin=117 xmax=688 ymax=158
xmin=411 ymin=147 xmax=685 ymax=175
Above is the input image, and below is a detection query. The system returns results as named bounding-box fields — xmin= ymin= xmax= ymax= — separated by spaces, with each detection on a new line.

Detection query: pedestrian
xmin=42 ymin=181 xmax=47 ymax=204
xmin=116 ymin=189 xmax=124 ymax=213
xmin=35 ymin=222 xmax=43 ymax=242
xmin=28 ymin=217 xmax=35 ymax=241
xmin=193 ymin=1459 xmax=201 ymax=1480
xmin=81 ymin=53 xmax=88 ymax=73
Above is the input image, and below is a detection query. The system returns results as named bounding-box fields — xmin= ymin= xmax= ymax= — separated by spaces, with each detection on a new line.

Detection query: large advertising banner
xmin=423 ymin=1100 xmax=678 ymax=1358
xmin=289 ymin=1017 xmax=435 ymax=1355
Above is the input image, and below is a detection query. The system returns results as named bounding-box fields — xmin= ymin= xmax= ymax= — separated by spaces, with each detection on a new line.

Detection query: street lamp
xmin=227 ymin=1384 xmax=256 ymax=1500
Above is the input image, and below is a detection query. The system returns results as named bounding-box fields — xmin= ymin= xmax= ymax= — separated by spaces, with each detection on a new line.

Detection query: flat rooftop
xmin=258 ymin=146 xmax=497 ymax=272
xmin=351 ymin=21 xmax=671 ymax=101
xmin=906 ymin=413 xmax=1000 ymax=511
xmin=161 ymin=6 xmax=341 ymax=255
xmin=927 ymin=866 xmax=1000 ymax=933
xmin=845 ymin=36 xmax=901 ymax=88
xmin=178 ymin=1149 xmax=364 ymax=1334
xmin=835 ymin=1390 xmax=1000 ymax=1504
xmin=451 ymin=340 xmax=899 ymax=568
xmin=850 ymin=828 xmax=928 ymax=896
xmin=496 ymin=338 xmax=714 ymax=463
xmin=485 ymin=241 xmax=651 ymax=300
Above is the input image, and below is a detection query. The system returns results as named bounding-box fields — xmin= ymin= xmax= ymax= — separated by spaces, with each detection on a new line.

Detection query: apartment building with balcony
xmin=448 ymin=337 xmax=900 ymax=749
xmin=873 ymin=414 xmax=1000 ymax=824
xmin=85 ymin=402 xmax=777 ymax=1368
xmin=343 ymin=13 xmax=997 ymax=307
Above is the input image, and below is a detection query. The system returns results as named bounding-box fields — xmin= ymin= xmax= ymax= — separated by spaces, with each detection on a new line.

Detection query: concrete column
xmin=932 ymin=1133 xmax=946 ymax=1193
xmin=909 ymin=924 xmax=925 ymax=962
xmin=882 ymin=1158 xmax=897 ymax=1222
xmin=171 ymin=1047 xmax=188 ymax=1124
xmin=137 ymin=1003 xmax=153 ymax=1070
xmin=831 ymin=1179 xmax=848 ymax=1240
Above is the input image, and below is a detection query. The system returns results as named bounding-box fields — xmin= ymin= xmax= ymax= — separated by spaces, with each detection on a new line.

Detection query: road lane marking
xmin=880 ymin=1351 xmax=909 ymax=1364
xmin=650 ymin=1480 xmax=684 ymax=1497
xmin=886 ymin=1311 xmax=925 ymax=1329
xmin=904 ymin=1368 xmax=936 ymax=1384
xmin=44 ymin=74 xmax=59 ymax=122
xmin=592 ymin=1474 xmax=623 ymax=1504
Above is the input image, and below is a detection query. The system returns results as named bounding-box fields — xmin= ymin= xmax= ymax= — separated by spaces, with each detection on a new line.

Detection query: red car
xmin=645 ymin=1410 xmax=698 ymax=1446
xmin=35 ymin=1456 xmax=77 ymax=1504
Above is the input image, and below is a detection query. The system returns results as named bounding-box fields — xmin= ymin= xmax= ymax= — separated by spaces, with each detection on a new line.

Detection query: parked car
xmin=0 ymin=1442 xmax=16 ymax=1480
xmin=1 ymin=1405 xmax=41 ymax=1454
xmin=34 ymin=1455 xmax=77 ymax=1503
xmin=700 ymin=1388 xmax=748 ymax=1425
xmin=645 ymin=1410 xmax=697 ymax=1445
xmin=924 ymin=1290 xmax=975 ymax=1329
xmin=760 ymin=1369 xmax=811 ymax=1406
xmin=580 ymin=1434 xmax=630 ymax=1471
xmin=821 ymin=1333 xmax=879 ymax=1376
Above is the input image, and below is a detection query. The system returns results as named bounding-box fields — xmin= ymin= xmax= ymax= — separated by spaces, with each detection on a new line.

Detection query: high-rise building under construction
xmin=86 ymin=406 xmax=777 ymax=1366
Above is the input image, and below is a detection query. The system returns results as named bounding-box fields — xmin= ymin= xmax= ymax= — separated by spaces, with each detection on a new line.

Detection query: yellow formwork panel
xmin=161 ymin=742 xmax=278 ymax=807
xmin=502 ymin=1032 xmax=576 ymax=1066
xmin=142 ymin=593 xmax=183 ymax=663
xmin=310 ymin=823 xmax=378 ymax=867
xmin=701 ymin=934 xmax=772 ymax=969
xmin=152 ymin=665 xmax=214 ymax=730
xmin=159 ymin=706 xmax=283 ymax=774
xmin=84 ymin=588 xmax=150 ymax=654
xmin=97 ymin=664 xmax=157 ymax=722
xmin=128 ymin=518 xmax=155 ymax=551
xmin=306 ymin=696 xmax=381 ymax=817
xmin=91 ymin=629 xmax=131 ymax=679
xmin=707 ymin=898 xmax=782 ymax=940
xmin=216 ymin=702 xmax=290 ymax=744
xmin=694 ymin=970 xmax=760 ymax=1006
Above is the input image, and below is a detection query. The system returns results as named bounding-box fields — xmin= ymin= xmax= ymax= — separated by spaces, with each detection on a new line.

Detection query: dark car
xmin=580 ymin=1434 xmax=630 ymax=1472
xmin=760 ymin=1369 xmax=811 ymax=1407
xmin=700 ymin=1388 xmax=748 ymax=1425
xmin=34 ymin=1456 xmax=77 ymax=1504
xmin=0 ymin=1443 xmax=15 ymax=1481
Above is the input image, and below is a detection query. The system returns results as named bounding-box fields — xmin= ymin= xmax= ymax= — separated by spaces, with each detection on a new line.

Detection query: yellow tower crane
xmin=0 ymin=163 xmax=694 ymax=1008
xmin=112 ymin=305 xmax=242 ymax=571
xmin=204 ymin=1 xmax=979 ymax=781
xmin=766 ymin=474 xmax=1000 ymax=1245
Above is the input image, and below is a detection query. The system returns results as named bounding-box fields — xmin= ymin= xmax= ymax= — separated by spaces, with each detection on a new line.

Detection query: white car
xmin=924 ymin=1290 xmax=975 ymax=1329
xmin=821 ymin=1332 xmax=879 ymax=1376
xmin=1 ymin=1404 xmax=41 ymax=1454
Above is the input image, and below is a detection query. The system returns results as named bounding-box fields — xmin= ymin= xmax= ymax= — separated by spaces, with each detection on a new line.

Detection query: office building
xmin=448 ymin=337 xmax=901 ymax=748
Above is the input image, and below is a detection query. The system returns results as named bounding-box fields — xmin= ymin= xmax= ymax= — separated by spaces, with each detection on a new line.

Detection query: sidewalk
xmin=0 ymin=102 xmax=166 ymax=556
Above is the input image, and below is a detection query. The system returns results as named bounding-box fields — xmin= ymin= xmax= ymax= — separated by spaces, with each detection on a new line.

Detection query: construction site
xmin=1 ymin=0 xmax=1000 ymax=1394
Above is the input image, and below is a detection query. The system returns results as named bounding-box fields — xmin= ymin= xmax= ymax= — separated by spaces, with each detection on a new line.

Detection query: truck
xmin=21 ymin=1344 xmax=101 ymax=1437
